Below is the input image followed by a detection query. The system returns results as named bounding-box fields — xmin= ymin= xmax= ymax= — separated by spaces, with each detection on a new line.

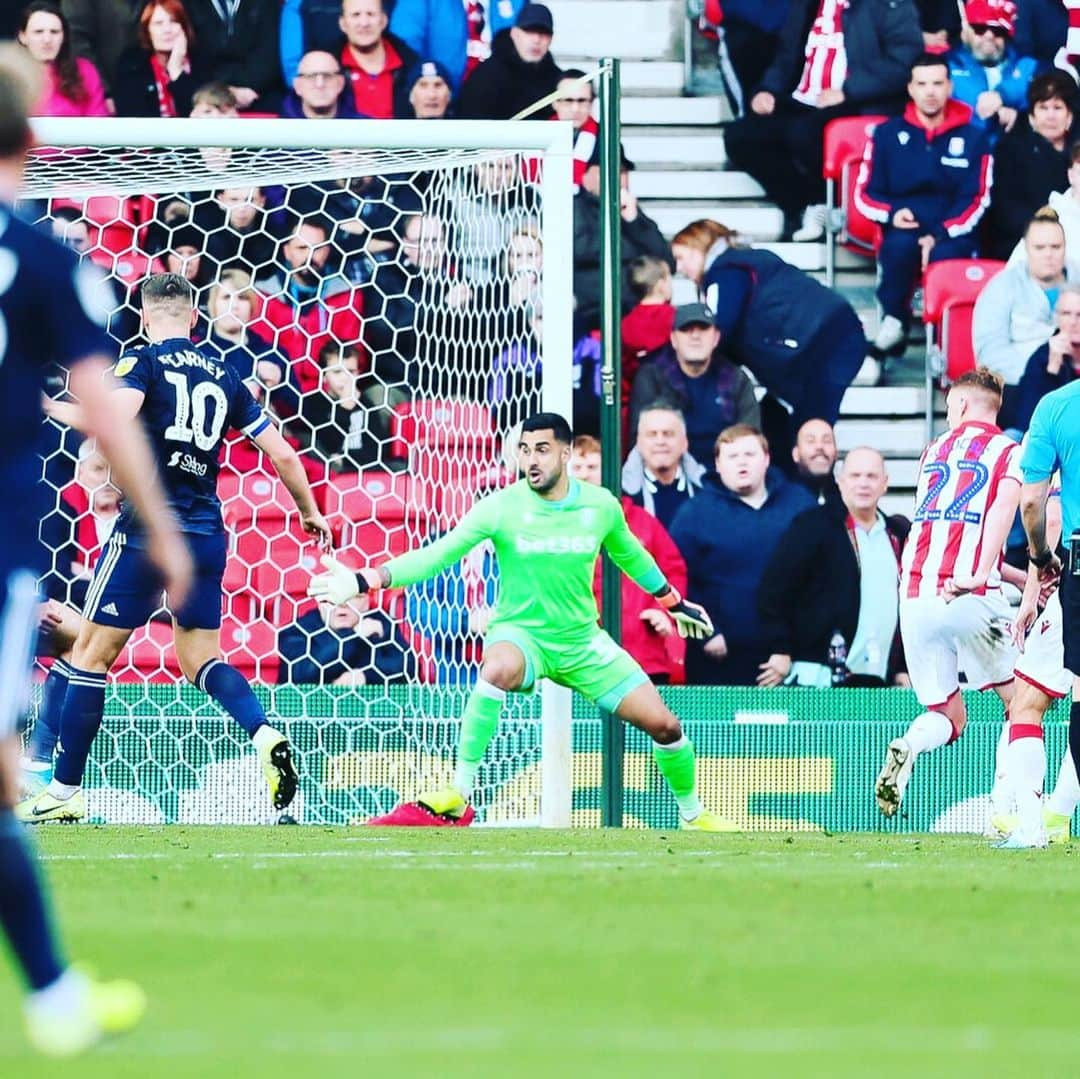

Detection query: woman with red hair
xmin=113 ymin=0 xmax=208 ymax=117
xmin=17 ymin=2 xmax=109 ymax=117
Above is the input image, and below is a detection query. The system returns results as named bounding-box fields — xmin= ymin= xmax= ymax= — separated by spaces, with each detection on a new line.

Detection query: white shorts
xmin=900 ymin=591 xmax=1017 ymax=709
xmin=1015 ymin=588 xmax=1074 ymax=699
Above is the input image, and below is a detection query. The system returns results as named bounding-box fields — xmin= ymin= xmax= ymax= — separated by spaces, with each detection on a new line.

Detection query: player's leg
xmin=876 ymin=596 xmax=969 ymax=816
xmin=369 ymin=638 xmax=529 ymax=826
xmin=173 ymin=623 xmax=298 ymax=811
xmin=995 ymin=678 xmax=1053 ymax=846
xmin=0 ymin=571 xmax=144 ymax=1054
xmin=612 ymin=680 xmax=738 ymax=831
xmin=1046 ymin=680 xmax=1080 ymax=843
xmin=23 ymin=602 xmax=81 ymax=790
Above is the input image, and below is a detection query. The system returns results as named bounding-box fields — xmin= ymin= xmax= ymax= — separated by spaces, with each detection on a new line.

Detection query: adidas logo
xmin=101 ymin=602 xmax=119 ymax=617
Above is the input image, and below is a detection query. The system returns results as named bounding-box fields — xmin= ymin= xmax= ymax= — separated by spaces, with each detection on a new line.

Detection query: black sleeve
xmin=277 ymin=623 xmax=326 ymax=685
xmin=111 ymin=50 xmax=153 ymax=118
xmin=1013 ymin=345 xmax=1060 ymax=433
xmin=456 ymin=63 xmax=497 ymax=119
xmin=842 ymin=1 xmax=924 ymax=105
xmin=756 ymin=509 xmax=826 ymax=655
xmin=233 ymin=1 xmax=282 ymax=94
xmin=628 ymin=362 xmax=674 ymax=443
xmin=757 ymin=2 xmax=813 ymax=97
xmin=987 ymin=132 xmax=1037 ymax=257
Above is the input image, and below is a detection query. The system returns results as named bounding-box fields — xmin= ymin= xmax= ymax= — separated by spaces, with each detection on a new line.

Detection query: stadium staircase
xmin=553 ymin=0 xmax=930 ymax=516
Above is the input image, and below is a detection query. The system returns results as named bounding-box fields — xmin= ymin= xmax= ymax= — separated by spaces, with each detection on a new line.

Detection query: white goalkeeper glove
xmin=658 ymin=587 xmax=714 ymax=640
xmin=307 ymin=555 xmax=382 ymax=606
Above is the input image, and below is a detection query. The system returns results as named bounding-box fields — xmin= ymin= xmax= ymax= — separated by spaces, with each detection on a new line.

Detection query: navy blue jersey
xmin=0 ymin=207 xmax=112 ymax=573
xmin=115 ymin=337 xmax=269 ymax=538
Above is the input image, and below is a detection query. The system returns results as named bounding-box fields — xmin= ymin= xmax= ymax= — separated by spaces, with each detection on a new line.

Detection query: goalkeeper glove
xmin=307 ymin=555 xmax=383 ymax=606
xmin=657 ymin=587 xmax=714 ymax=640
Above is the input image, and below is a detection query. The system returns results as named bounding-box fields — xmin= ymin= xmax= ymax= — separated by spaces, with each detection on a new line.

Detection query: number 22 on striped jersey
xmin=913 ymin=460 xmax=989 ymax=524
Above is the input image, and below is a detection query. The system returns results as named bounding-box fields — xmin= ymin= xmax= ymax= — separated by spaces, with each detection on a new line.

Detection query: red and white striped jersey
xmin=792 ymin=0 xmax=849 ymax=107
xmin=900 ymin=421 xmax=1022 ymax=599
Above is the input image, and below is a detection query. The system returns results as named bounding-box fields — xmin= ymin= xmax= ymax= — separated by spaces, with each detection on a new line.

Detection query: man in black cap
xmin=457 ymin=2 xmax=562 ymax=120
xmin=629 ymin=303 xmax=761 ymax=465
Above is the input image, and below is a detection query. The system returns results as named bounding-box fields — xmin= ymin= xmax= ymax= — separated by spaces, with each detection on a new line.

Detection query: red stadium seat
xmin=220 ymin=469 xmax=293 ymax=529
xmin=220 ymin=617 xmax=279 ymax=682
xmin=389 ymin=400 xmax=497 ymax=459
xmin=323 ymin=470 xmax=430 ymax=523
xmin=922 ymin=258 xmax=1005 ymax=436
xmin=115 ymin=621 xmax=183 ymax=684
xmin=822 ymin=115 xmax=886 ymax=285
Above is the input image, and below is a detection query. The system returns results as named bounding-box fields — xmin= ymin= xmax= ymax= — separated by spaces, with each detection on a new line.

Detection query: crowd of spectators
xmin=27 ymin=0 xmax=1080 ymax=688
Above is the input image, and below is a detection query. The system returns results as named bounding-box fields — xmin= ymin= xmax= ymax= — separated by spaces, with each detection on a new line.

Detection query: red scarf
xmin=1064 ymin=0 xmax=1080 ymax=71
xmin=149 ymin=53 xmax=187 ymax=118
xmin=464 ymin=0 xmax=488 ymax=78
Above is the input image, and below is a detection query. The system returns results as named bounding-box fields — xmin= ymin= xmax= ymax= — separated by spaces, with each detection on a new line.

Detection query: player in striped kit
xmin=875 ymin=368 xmax=1022 ymax=816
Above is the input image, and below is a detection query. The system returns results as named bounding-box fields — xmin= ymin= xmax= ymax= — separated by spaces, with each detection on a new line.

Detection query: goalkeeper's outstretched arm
xmin=601 ymin=500 xmax=714 ymax=641
xmin=309 ymin=501 xmax=494 ymax=605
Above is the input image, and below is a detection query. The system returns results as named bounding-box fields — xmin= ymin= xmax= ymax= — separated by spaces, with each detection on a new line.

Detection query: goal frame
xmin=28 ymin=117 xmax=577 ymax=828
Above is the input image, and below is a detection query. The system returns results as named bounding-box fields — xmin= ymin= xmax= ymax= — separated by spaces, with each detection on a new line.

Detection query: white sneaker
xmin=873 ymin=315 xmax=906 ymax=353
xmin=791 ymin=204 xmax=827 ymax=242
xmin=996 ymin=827 xmax=1048 ymax=850
xmin=852 ymin=356 xmax=882 ymax=386
xmin=875 ymin=738 xmax=913 ymax=817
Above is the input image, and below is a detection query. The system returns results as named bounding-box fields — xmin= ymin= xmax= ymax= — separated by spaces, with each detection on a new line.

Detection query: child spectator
xmin=621 ymin=254 xmax=675 ymax=392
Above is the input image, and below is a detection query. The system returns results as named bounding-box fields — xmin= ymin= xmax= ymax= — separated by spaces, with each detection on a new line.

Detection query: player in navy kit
xmin=0 ymin=47 xmax=192 ymax=1055
xmin=18 ymin=273 xmax=333 ymax=824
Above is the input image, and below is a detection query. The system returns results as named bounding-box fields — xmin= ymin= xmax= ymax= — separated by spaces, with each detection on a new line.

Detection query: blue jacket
xmin=389 ymin=0 xmax=524 ymax=92
xmin=668 ymin=468 xmax=814 ymax=682
xmin=280 ymin=0 xmax=343 ymax=85
xmin=854 ymin=99 xmax=992 ymax=241
xmin=946 ymin=44 xmax=1038 ymax=142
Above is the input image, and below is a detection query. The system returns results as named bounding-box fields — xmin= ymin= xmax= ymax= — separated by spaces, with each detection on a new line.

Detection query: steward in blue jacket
xmin=855 ymin=55 xmax=992 ymax=335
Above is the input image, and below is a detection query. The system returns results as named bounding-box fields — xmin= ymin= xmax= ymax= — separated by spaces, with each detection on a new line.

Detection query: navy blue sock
xmin=0 ymin=811 xmax=65 ymax=990
xmin=197 ymin=659 xmax=267 ymax=738
xmin=53 ymin=667 xmax=108 ymax=787
xmin=27 ymin=659 xmax=71 ymax=764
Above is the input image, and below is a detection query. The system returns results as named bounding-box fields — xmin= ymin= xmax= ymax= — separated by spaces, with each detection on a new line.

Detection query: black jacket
xmin=111 ymin=47 xmax=210 ymax=117
xmin=1013 ymin=341 xmax=1079 ymax=433
xmin=668 ymin=468 xmax=816 ymax=685
xmin=758 ymin=504 xmax=910 ymax=672
xmin=573 ymin=191 xmax=671 ymax=337
xmin=986 ymin=119 xmax=1072 ymax=261
xmin=277 ymin=608 xmax=415 ymax=685
xmin=758 ymin=0 xmax=922 ymax=110
xmin=456 ymin=28 xmax=562 ymax=120
xmin=183 ymin=0 xmax=282 ymax=99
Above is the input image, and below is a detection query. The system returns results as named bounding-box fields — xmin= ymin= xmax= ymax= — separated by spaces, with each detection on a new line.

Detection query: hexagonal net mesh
xmin=25 ymin=123 xmax=574 ymax=825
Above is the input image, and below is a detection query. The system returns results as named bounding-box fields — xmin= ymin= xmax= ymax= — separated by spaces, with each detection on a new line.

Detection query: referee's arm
xmin=1019 ymin=400 xmax=1062 ymax=580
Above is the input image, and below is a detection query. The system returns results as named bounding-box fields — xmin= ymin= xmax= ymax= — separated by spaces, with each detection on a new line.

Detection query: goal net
xmin=25 ymin=117 xmax=574 ymax=827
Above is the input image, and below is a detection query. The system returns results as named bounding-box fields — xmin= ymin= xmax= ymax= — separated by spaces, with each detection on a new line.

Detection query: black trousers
xmin=721 ymin=18 xmax=780 ymax=107
xmin=725 ymin=99 xmax=862 ymax=221
xmin=1063 ymin=540 xmax=1080 ymax=675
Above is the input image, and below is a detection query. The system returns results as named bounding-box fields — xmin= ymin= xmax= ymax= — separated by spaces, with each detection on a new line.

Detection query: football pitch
xmin=1 ymin=828 xmax=1078 ymax=1077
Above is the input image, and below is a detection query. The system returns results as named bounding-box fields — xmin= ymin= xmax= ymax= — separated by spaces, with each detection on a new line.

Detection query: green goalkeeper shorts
xmin=484 ymin=623 xmax=649 ymax=712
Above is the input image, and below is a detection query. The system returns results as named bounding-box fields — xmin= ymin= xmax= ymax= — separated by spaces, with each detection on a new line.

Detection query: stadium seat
xmin=922 ymin=258 xmax=1005 ymax=436
xmin=822 ymin=115 xmax=886 ymax=286
xmin=323 ymin=470 xmax=430 ymax=523
xmin=115 ymin=621 xmax=182 ymax=684
xmin=389 ymin=400 xmax=497 ymax=459
xmin=219 ymin=469 xmax=293 ymax=529
xmin=220 ymin=617 xmax=279 ymax=682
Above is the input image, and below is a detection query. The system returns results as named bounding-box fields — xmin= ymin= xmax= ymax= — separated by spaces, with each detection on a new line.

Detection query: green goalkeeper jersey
xmin=383 ymin=478 xmax=668 ymax=637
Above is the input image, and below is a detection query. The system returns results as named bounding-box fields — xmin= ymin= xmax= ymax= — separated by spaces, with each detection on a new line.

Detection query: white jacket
xmin=1006 ymin=189 xmax=1080 ymax=267
xmin=972 ymin=258 xmax=1080 ymax=384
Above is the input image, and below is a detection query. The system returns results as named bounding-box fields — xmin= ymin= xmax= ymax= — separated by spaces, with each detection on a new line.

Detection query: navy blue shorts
xmin=83 ymin=531 xmax=226 ymax=631
xmin=0 ymin=565 xmax=41 ymax=737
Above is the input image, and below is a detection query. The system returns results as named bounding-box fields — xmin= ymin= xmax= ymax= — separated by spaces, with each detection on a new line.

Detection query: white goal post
xmin=26 ymin=117 xmax=576 ymax=827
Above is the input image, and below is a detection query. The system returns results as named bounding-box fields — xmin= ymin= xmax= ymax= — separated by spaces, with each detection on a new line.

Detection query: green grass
xmin=1 ymin=828 xmax=1078 ymax=1078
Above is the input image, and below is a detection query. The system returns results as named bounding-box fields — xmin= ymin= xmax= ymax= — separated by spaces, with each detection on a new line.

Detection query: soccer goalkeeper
xmin=309 ymin=412 xmax=736 ymax=830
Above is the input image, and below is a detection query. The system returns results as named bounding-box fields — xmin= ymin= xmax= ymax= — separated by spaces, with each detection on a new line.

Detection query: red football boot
xmin=366 ymin=801 xmax=476 ymax=827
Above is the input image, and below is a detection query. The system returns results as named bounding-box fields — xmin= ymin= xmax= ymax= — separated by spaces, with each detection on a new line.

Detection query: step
xmin=839 ymin=386 xmax=925 ymax=417
xmin=758 ymin=241 xmax=875 ymax=273
xmin=835 ymin=418 xmax=926 ymax=455
xmin=548 ymin=1 xmax=681 ymax=61
xmin=644 ymin=202 xmax=783 ymax=241
xmin=630 ymin=170 xmax=763 ymax=200
xmin=621 ymin=96 xmax=724 ymax=126
xmin=622 ymin=129 xmax=727 ymax=168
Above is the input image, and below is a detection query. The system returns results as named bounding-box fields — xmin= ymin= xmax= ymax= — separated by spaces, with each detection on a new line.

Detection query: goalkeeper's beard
xmin=526 ymin=467 xmax=561 ymax=495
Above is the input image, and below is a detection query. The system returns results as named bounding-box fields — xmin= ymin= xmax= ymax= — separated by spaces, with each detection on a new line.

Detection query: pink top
xmin=35 ymin=57 xmax=110 ymax=118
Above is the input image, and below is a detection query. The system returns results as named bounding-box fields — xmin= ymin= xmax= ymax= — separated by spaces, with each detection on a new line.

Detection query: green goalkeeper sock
xmin=453 ymin=678 xmax=505 ymax=798
xmin=653 ymin=736 xmax=703 ymax=821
